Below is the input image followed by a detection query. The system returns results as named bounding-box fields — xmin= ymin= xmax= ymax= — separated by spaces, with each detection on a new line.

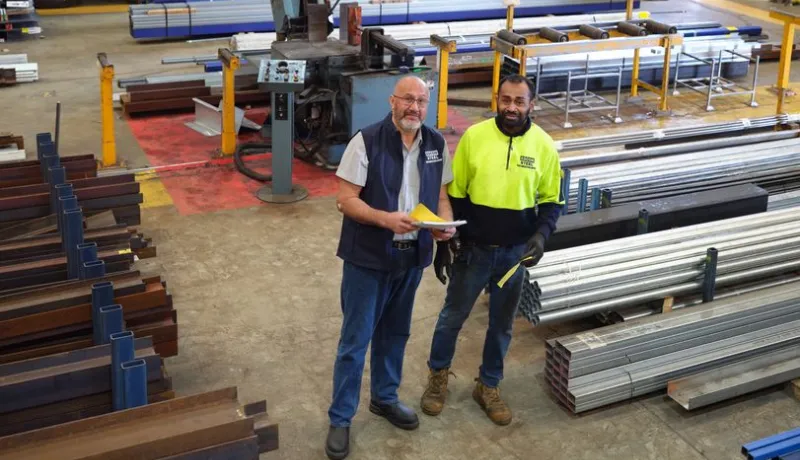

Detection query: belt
xmin=392 ymin=240 xmax=418 ymax=250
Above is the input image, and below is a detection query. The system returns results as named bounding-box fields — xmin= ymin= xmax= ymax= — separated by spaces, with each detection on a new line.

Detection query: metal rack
xmin=672 ymin=48 xmax=760 ymax=111
xmin=533 ymin=56 xmax=623 ymax=128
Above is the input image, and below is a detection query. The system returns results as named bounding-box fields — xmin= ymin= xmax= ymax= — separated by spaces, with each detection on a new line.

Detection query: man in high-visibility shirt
xmin=420 ymin=74 xmax=564 ymax=425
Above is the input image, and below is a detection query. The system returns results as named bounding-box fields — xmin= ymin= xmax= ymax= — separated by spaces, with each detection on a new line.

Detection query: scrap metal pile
xmin=544 ymin=281 xmax=800 ymax=413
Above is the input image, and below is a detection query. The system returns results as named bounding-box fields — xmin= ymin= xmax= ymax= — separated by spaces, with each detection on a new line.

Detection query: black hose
xmin=234 ymin=142 xmax=273 ymax=182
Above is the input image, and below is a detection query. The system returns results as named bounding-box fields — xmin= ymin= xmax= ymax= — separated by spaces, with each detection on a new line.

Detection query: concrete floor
xmin=2 ymin=0 xmax=800 ymax=458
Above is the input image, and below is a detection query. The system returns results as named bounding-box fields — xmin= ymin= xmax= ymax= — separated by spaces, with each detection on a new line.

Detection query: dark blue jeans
xmin=328 ymin=249 xmax=423 ymax=427
xmin=428 ymin=243 xmax=526 ymax=387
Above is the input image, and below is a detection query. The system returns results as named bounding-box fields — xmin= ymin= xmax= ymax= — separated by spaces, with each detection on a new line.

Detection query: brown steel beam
xmin=0 ymin=387 xmax=267 ymax=460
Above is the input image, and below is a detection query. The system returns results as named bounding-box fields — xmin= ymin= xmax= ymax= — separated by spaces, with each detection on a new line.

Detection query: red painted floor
xmin=127 ymin=107 xmax=474 ymax=215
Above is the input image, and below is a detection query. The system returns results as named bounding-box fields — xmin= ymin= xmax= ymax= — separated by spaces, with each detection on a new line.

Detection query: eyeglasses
xmin=393 ymin=94 xmax=429 ymax=108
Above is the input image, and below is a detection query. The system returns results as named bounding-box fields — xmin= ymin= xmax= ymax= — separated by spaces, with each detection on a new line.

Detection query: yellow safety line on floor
xmin=691 ymin=0 xmax=784 ymax=26
xmin=37 ymin=4 xmax=128 ymax=16
xmin=135 ymin=171 xmax=174 ymax=209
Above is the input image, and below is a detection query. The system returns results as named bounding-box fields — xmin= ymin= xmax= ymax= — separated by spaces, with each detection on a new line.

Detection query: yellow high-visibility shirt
xmin=448 ymin=118 xmax=564 ymax=246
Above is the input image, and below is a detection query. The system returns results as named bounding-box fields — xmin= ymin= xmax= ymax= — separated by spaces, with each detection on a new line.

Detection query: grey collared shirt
xmin=336 ymin=130 xmax=454 ymax=240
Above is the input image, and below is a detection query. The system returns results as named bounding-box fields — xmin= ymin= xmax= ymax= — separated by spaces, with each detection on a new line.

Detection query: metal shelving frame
xmin=672 ymin=48 xmax=761 ymax=111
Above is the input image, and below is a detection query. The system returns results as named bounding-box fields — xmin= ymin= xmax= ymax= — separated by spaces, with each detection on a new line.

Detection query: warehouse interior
xmin=2 ymin=0 xmax=800 ymax=458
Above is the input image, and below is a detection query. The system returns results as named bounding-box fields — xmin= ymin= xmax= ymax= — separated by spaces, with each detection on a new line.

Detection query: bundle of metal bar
xmin=601 ymin=275 xmax=800 ymax=323
xmin=556 ymin=113 xmax=800 ymax=152
xmin=0 ymin=386 xmax=279 ymax=458
xmin=563 ymin=137 xmax=800 ymax=213
xmin=129 ymin=0 xmax=637 ymax=40
xmin=560 ymin=130 xmax=800 ymax=169
xmin=544 ymin=282 xmax=800 ymax=413
xmin=666 ymin=346 xmax=800 ymax=410
xmin=519 ymin=207 xmax=800 ymax=325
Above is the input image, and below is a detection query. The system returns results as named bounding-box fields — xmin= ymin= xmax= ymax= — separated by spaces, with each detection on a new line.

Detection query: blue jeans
xmin=328 ymin=250 xmax=424 ymax=427
xmin=428 ymin=243 xmax=526 ymax=387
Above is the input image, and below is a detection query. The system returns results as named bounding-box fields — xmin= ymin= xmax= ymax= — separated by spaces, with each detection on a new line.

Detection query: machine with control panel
xmin=255 ymin=59 xmax=310 ymax=203
xmin=234 ymin=0 xmax=440 ymax=194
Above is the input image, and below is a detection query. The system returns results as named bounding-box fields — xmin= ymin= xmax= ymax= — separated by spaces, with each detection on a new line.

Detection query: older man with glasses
xmin=325 ymin=75 xmax=456 ymax=460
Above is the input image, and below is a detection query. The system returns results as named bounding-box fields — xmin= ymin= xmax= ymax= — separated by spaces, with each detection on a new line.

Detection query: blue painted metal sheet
xmin=345 ymin=69 xmax=439 ymax=138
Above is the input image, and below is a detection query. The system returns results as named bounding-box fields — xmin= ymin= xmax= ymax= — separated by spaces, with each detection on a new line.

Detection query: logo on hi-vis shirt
xmin=424 ymin=149 xmax=442 ymax=164
xmin=518 ymin=155 xmax=536 ymax=170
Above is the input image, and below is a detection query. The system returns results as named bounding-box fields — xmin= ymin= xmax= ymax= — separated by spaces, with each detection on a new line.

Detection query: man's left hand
xmin=432 ymin=227 xmax=456 ymax=241
xmin=521 ymin=233 xmax=545 ymax=268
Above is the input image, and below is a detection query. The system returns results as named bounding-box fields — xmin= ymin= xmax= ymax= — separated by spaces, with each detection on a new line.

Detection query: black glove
xmin=434 ymin=241 xmax=452 ymax=285
xmin=521 ymin=233 xmax=545 ymax=268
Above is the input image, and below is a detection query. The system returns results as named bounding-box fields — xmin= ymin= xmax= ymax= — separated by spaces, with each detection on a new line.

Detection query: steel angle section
xmin=668 ymin=346 xmax=800 ymax=410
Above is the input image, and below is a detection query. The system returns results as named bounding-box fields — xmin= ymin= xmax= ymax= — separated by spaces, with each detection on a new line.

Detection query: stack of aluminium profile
xmin=544 ymin=281 xmax=800 ymax=413
xmin=130 ymin=0 xmax=637 ymax=40
xmin=518 ymin=207 xmax=800 ymax=327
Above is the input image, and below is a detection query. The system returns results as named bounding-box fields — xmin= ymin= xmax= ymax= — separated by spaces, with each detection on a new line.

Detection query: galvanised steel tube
xmin=530 ymin=207 xmax=800 ymax=271
xmin=565 ymin=142 xmax=800 ymax=193
xmin=531 ymin=210 xmax=800 ymax=279
xmin=556 ymin=114 xmax=800 ymax=152
xmin=566 ymin=302 xmax=800 ymax=379
xmin=535 ymin=234 xmax=800 ymax=301
xmin=560 ymin=130 xmax=800 ymax=169
xmin=567 ymin=139 xmax=794 ymax=180
xmin=567 ymin=320 xmax=800 ymax=412
xmin=536 ymin=246 xmax=800 ymax=312
xmin=553 ymin=281 xmax=800 ymax=358
xmin=612 ymin=275 xmax=800 ymax=322
xmin=532 ymin=257 xmax=800 ymax=325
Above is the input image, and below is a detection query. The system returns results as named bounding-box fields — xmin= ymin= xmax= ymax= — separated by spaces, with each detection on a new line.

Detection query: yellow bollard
xmin=658 ymin=36 xmax=672 ymax=112
xmin=219 ymin=48 xmax=240 ymax=156
xmin=769 ymin=9 xmax=799 ymax=115
xmin=431 ymin=35 xmax=457 ymax=130
xmin=97 ymin=53 xmax=116 ymax=167
xmin=491 ymin=50 xmax=502 ymax=113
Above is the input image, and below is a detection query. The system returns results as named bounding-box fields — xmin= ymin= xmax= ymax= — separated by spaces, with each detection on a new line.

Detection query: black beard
xmin=501 ymin=109 xmax=529 ymax=130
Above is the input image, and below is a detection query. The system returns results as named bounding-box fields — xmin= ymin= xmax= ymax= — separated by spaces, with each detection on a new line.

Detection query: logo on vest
xmin=518 ymin=155 xmax=536 ymax=170
xmin=424 ymin=149 xmax=442 ymax=164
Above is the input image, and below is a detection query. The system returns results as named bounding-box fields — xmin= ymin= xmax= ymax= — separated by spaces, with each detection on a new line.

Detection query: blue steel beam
xmin=122 ymin=359 xmax=148 ymax=409
xmin=99 ymin=304 xmax=124 ymax=345
xmin=110 ymin=330 xmax=135 ymax=411
xmin=91 ymin=281 xmax=115 ymax=345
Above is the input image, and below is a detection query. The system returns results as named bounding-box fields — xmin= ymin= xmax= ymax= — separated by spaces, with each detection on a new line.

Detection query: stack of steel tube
xmin=561 ymin=131 xmax=800 ymax=213
xmin=545 ymin=281 xmax=800 ymax=413
xmin=556 ymin=113 xmax=800 ymax=152
xmin=518 ymin=207 xmax=800 ymax=326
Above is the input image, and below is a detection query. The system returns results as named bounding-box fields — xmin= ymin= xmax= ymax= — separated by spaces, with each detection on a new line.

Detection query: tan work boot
xmin=421 ymin=368 xmax=452 ymax=416
xmin=472 ymin=379 xmax=512 ymax=425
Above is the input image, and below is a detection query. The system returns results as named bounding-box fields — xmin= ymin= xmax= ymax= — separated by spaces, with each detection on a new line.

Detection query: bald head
xmin=390 ymin=76 xmax=430 ymax=133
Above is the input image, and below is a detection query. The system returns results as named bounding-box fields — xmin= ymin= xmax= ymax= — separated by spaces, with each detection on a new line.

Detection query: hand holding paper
xmin=409 ymin=204 xmax=467 ymax=231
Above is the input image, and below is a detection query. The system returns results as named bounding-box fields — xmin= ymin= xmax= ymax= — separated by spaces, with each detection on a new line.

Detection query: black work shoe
xmin=369 ymin=400 xmax=420 ymax=430
xmin=325 ymin=425 xmax=350 ymax=460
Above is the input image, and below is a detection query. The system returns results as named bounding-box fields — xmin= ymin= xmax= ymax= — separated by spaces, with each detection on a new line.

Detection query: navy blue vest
xmin=336 ymin=113 xmax=446 ymax=271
